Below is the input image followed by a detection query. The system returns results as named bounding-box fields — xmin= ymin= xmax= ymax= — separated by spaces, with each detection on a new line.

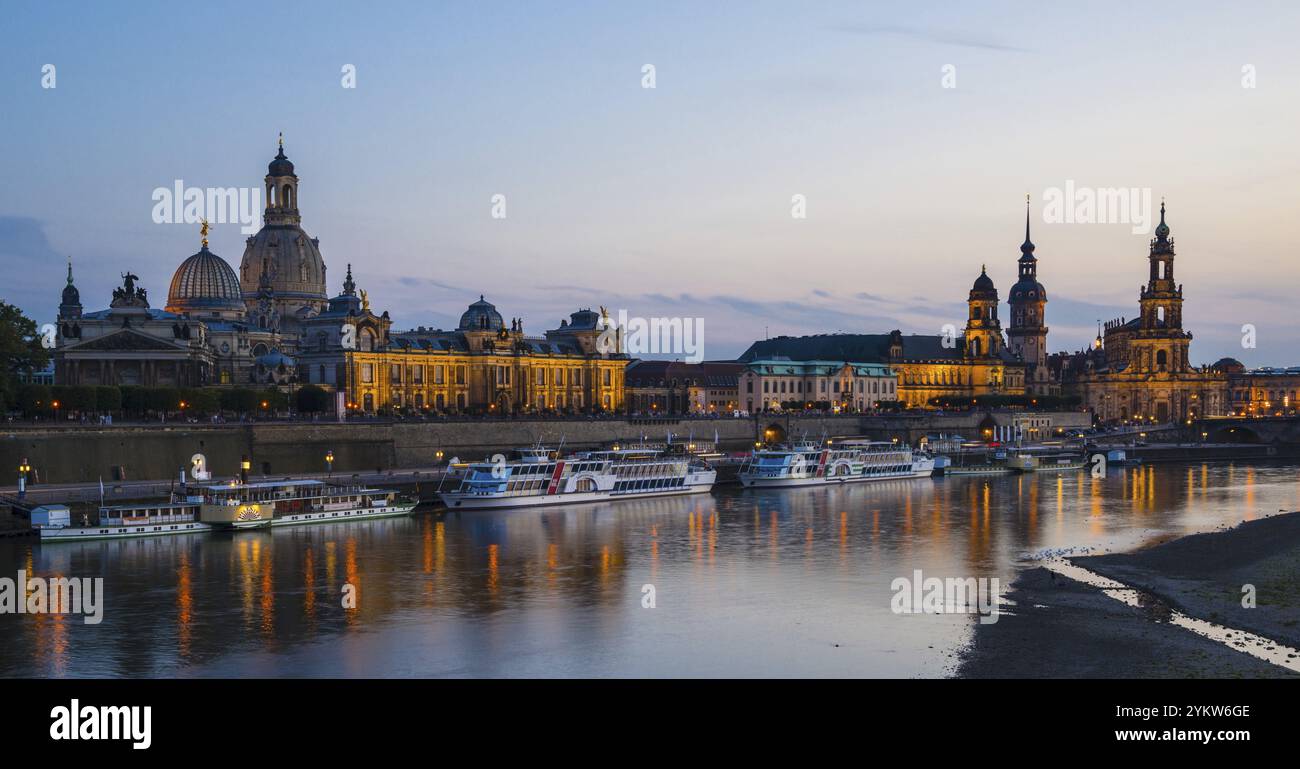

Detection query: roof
xmin=739 ymin=332 xmax=1020 ymax=365
xmin=625 ymin=360 xmax=742 ymax=387
xmin=743 ymin=359 xmax=893 ymax=377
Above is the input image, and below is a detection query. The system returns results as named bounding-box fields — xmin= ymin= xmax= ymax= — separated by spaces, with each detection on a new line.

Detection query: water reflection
xmin=1 ymin=461 xmax=1297 ymax=678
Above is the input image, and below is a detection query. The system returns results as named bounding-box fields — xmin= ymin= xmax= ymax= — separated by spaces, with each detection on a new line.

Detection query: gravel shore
xmin=957 ymin=512 xmax=1300 ymax=678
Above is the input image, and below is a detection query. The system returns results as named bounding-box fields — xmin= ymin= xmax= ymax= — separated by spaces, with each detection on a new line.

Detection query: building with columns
xmin=53 ymin=138 xmax=629 ymax=413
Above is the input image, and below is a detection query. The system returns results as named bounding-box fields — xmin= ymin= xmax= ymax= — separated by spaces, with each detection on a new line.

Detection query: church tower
xmin=239 ymin=135 xmax=328 ymax=349
xmin=964 ymin=265 xmax=1002 ymax=359
xmin=1128 ymin=201 xmax=1191 ymax=376
xmin=1007 ymin=197 xmax=1048 ymax=368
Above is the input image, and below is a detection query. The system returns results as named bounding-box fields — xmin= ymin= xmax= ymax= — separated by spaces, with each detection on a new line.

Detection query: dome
xmin=167 ymin=245 xmax=244 ymax=313
xmin=61 ymin=280 xmax=79 ymax=307
xmin=239 ymin=225 xmax=328 ymax=301
xmin=458 ymin=296 xmax=504 ymax=331
xmin=971 ymin=266 xmax=996 ymax=292
xmin=1008 ymin=279 xmax=1046 ymax=302
xmin=268 ymin=145 xmax=295 ymax=177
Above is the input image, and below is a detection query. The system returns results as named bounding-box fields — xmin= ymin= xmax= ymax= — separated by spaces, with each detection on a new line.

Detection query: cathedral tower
xmin=239 ymin=135 xmax=328 ymax=347
xmin=1129 ymin=201 xmax=1191 ymax=375
xmin=1007 ymin=197 xmax=1048 ymax=368
xmin=964 ymin=265 xmax=1002 ymax=359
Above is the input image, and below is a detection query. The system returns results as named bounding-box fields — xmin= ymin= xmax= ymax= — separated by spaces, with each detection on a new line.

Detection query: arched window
xmin=283 ymin=184 xmax=293 ymax=209
xmin=1156 ymin=350 xmax=1168 ymax=369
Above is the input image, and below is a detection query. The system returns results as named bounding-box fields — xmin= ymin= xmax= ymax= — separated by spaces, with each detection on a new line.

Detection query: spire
xmin=1151 ymin=197 xmax=1172 ymax=253
xmin=342 ymin=263 xmax=356 ymax=295
xmin=1021 ymin=194 xmax=1036 ymax=257
xmin=66 ymin=255 xmax=73 ymax=285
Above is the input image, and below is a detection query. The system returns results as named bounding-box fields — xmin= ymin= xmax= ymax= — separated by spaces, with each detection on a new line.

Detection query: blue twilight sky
xmin=3 ymin=0 xmax=1300 ymax=365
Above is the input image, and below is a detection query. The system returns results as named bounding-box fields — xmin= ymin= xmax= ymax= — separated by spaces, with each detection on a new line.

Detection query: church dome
xmin=239 ymin=225 xmax=328 ymax=300
xmin=268 ymin=145 xmax=295 ymax=177
xmin=971 ymin=265 xmax=996 ymax=293
xmin=1008 ymin=278 xmax=1046 ymax=302
xmin=458 ymin=296 xmax=504 ymax=330
xmin=61 ymin=279 xmax=79 ymax=307
xmin=167 ymin=245 xmax=244 ymax=313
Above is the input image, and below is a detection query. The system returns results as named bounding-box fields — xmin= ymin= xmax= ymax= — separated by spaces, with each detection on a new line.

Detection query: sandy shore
xmin=958 ymin=512 xmax=1300 ymax=678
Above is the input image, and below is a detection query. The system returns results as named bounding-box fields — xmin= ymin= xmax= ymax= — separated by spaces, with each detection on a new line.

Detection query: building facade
xmin=736 ymin=358 xmax=895 ymax=413
xmin=330 ymin=300 xmax=628 ymax=415
xmin=624 ymin=360 xmax=741 ymax=415
xmin=53 ymin=139 xmax=629 ymax=413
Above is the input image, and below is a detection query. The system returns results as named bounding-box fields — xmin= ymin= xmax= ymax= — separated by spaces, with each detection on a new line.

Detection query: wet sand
xmin=958 ymin=512 xmax=1300 ymax=678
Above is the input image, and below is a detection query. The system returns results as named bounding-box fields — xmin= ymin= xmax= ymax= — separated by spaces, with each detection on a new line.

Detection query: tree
xmin=64 ymin=385 xmax=97 ymax=413
xmin=17 ymin=383 xmax=51 ymax=416
xmin=259 ymin=387 xmax=289 ymax=413
xmin=95 ymin=386 xmax=122 ymax=413
xmin=220 ymin=388 xmax=258 ymax=414
xmin=295 ymin=384 xmax=330 ymax=413
xmin=0 ymin=301 xmax=51 ymax=406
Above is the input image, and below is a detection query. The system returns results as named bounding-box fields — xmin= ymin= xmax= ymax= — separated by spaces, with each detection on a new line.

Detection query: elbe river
xmin=2 ymin=461 xmax=1298 ymax=677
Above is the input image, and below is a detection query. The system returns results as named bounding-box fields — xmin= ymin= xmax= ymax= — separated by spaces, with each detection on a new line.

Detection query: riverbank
xmin=958 ymin=511 xmax=1300 ymax=678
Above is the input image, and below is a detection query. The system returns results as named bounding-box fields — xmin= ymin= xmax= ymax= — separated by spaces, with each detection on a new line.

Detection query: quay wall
xmin=0 ymin=411 xmax=1090 ymax=484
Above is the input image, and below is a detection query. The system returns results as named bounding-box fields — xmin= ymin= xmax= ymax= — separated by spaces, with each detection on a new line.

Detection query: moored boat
xmin=438 ymin=448 xmax=716 ymax=510
xmin=738 ymin=440 xmax=935 ymax=488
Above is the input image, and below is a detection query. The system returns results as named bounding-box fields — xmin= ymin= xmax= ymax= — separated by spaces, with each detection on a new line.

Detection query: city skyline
xmin=4 ymin=1 xmax=1300 ymax=365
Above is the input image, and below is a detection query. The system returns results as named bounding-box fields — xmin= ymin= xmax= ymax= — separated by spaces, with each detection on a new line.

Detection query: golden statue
xmin=360 ymin=289 xmax=370 ymax=312
xmin=200 ymin=218 xmax=210 ymax=248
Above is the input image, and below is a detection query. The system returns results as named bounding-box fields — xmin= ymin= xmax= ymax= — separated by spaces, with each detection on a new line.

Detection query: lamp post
xmin=18 ymin=458 xmax=30 ymax=500
xmin=325 ymin=450 xmax=334 ymax=478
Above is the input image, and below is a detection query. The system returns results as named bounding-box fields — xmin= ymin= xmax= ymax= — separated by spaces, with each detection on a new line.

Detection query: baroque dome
xmin=239 ymin=224 xmax=328 ymax=300
xmin=1008 ymin=278 xmax=1046 ymax=302
xmin=458 ymin=296 xmax=504 ymax=331
xmin=971 ymin=266 xmax=996 ymax=293
xmin=167 ymin=245 xmax=244 ymax=313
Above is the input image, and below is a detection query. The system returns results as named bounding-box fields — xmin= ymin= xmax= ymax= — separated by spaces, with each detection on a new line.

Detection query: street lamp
xmin=325 ymin=450 xmax=334 ymax=477
xmin=18 ymin=458 xmax=30 ymax=499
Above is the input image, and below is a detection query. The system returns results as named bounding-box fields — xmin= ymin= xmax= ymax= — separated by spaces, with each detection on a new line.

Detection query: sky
xmin=3 ymin=0 xmax=1300 ymax=366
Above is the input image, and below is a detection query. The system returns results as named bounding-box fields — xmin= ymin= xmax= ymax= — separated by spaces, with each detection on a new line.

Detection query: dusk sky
xmin=3 ymin=0 xmax=1299 ymax=365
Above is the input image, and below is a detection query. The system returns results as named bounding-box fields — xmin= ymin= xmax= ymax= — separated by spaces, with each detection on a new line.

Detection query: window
xmin=361 ymin=364 xmax=373 ymax=384
xmin=603 ymin=369 xmax=611 ymax=386
xmin=456 ymin=366 xmax=466 ymax=385
xmin=434 ymin=365 xmax=444 ymax=384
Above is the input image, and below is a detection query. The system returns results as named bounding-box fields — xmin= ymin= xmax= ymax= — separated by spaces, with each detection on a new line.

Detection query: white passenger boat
xmin=738 ymin=440 xmax=935 ymax=488
xmin=438 ymin=448 xmax=716 ymax=510
xmin=35 ymin=479 xmax=416 ymax=542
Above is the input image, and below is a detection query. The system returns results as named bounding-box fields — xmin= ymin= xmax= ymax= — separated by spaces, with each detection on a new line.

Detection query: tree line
xmin=6 ymin=383 xmax=333 ymax=419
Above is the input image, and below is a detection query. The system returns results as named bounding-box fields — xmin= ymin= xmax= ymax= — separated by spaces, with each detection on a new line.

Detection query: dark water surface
xmin=2 ymin=461 xmax=1297 ymax=677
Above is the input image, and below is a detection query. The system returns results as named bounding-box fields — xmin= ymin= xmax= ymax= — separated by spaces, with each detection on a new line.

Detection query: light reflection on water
xmin=2 ymin=461 xmax=1298 ymax=678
